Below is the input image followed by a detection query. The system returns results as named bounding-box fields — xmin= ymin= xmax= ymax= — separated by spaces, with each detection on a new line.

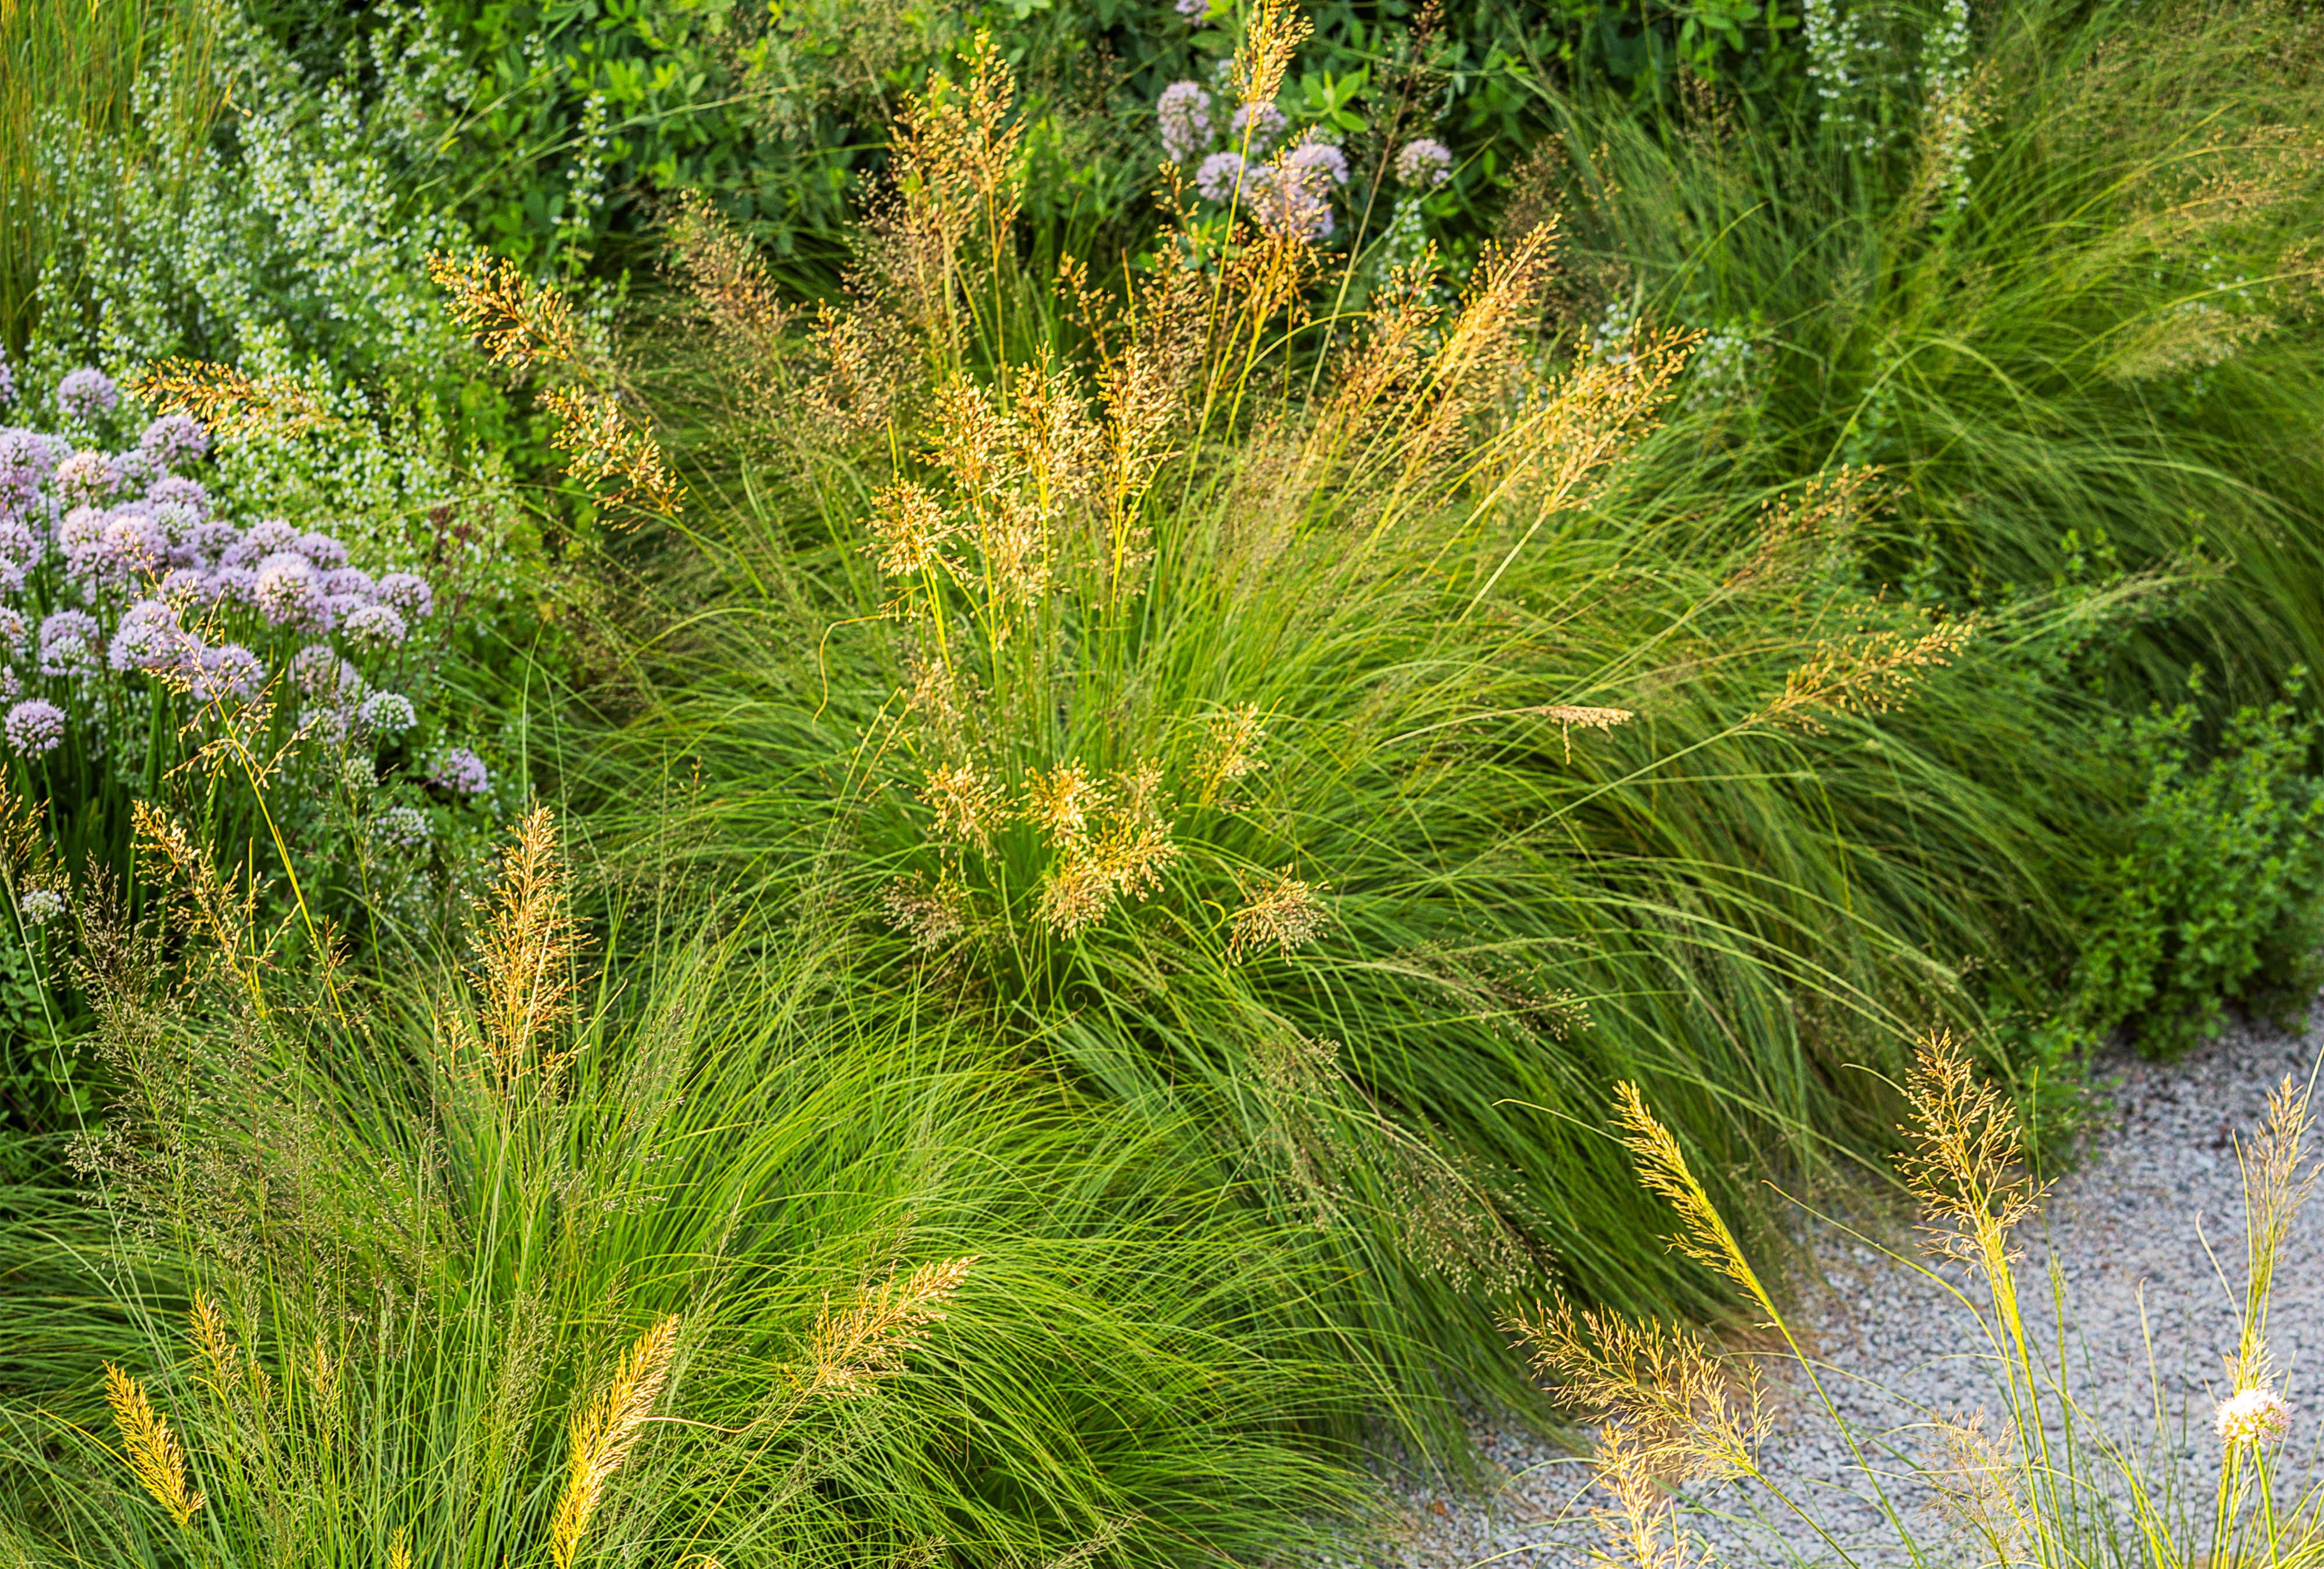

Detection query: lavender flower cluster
xmin=1154 ymin=80 xmax=1455 ymax=243
xmin=0 ymin=367 xmax=491 ymax=823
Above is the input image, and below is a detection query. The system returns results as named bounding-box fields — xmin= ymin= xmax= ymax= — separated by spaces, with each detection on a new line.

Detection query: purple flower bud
xmin=145 ymin=474 xmax=211 ymax=519
xmin=256 ymin=551 xmax=328 ymax=628
xmin=0 ymin=517 xmax=41 ymax=589
xmin=210 ymin=565 xmax=259 ymax=606
xmin=1230 ymin=102 xmax=1287 ymax=155
xmin=138 ymin=413 xmax=209 ymax=472
xmin=1394 ymin=137 xmax=1454 ymax=190
xmin=376 ymin=572 xmax=433 ymax=620
xmin=290 ymin=642 xmax=362 ymax=701
xmin=56 ymin=368 xmax=119 ymax=422
xmin=38 ymin=611 xmax=101 ymax=678
xmin=296 ymin=531 xmax=348 ymax=570
xmin=1196 ymin=151 xmax=1251 ymax=204
xmin=322 ymin=567 xmax=376 ymax=601
xmin=193 ymin=643 xmax=265 ymax=704
xmin=5 ymin=699 xmax=64 ymax=755
xmin=341 ymin=603 xmax=408 ymax=649
xmin=429 ymin=745 xmax=490 ymax=797
xmin=109 ymin=599 xmax=203 ymax=678
xmin=55 ymin=450 xmax=117 ymax=510
xmin=242 ymin=518 xmax=300 ymax=555
xmin=159 ymin=567 xmax=212 ymax=609
xmin=186 ymin=518 xmax=238 ymax=562
xmin=1285 ymin=136 xmax=1350 ymax=189
xmin=1159 ymin=81 xmax=1213 ymax=163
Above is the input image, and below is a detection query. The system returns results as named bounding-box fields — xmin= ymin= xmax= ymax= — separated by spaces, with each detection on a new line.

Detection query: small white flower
xmin=19 ymin=887 xmax=64 ymax=926
xmin=2217 ymin=1387 xmax=2292 ymax=1448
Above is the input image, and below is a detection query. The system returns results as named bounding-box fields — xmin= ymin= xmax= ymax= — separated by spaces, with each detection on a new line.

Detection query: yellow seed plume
xmin=128 ymin=359 xmax=329 ymax=439
xmin=1232 ymin=0 xmax=1311 ymax=110
xmin=389 ymin=1528 xmax=413 ymax=1569
xmin=1895 ymin=1030 xmax=2044 ymax=1278
xmin=102 ymin=1364 xmax=204 ymax=1529
xmin=426 ymin=252 xmax=582 ymax=370
xmin=469 ymin=804 xmax=584 ymax=1091
xmin=1512 ymin=1291 xmax=1764 ymax=1482
xmin=550 ymin=1315 xmax=682 ymax=1569
xmin=1611 ymin=1083 xmax=1763 ymax=1303
xmin=801 ymin=1257 xmax=976 ymax=1398
xmin=187 ymin=1293 xmax=241 ymax=1391
xmin=1225 ymin=867 xmax=1328 ymax=962
xmin=1528 ymin=704 xmax=1635 ymax=762
xmin=2230 ymin=1074 xmax=2316 ymax=1391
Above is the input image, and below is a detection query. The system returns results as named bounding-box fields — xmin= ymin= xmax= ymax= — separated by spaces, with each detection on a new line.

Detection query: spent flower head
xmin=2217 ymin=1386 xmax=2293 ymax=1449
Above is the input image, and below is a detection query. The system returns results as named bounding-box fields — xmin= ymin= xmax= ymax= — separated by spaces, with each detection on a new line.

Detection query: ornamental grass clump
xmin=1519 ymin=1037 xmax=2324 ymax=1569
xmin=0 ymin=804 xmax=1361 ymax=1566
xmin=543 ymin=18 xmax=2160 ymax=1421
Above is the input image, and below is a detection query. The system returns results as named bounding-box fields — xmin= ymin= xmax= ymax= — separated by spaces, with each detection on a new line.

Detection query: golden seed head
xmin=550 ymin=1314 xmax=683 ymax=1569
xmin=103 ymin=1363 xmax=204 ymax=1530
xmin=1225 ymin=866 xmax=1326 ymax=962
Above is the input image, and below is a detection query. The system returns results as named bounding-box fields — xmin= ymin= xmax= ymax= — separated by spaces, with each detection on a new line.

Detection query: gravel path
xmin=1391 ymin=1007 xmax=2324 ymax=1567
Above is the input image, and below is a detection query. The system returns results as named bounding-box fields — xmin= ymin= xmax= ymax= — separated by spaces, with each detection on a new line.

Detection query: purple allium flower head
xmin=138 ymin=414 xmax=209 ymax=472
xmin=1255 ymin=163 xmax=1335 ymax=241
xmin=341 ymin=603 xmax=408 ymax=649
xmin=290 ymin=642 xmax=363 ymax=701
xmin=57 ymin=507 xmax=107 ymax=581
xmin=371 ymin=804 xmax=433 ymax=850
xmin=0 ymin=607 xmax=25 ymax=656
xmin=210 ymin=565 xmax=259 ymax=607
xmin=101 ymin=508 xmax=169 ymax=581
xmin=301 ymin=705 xmax=353 ymax=748
xmin=0 ymin=428 xmax=57 ymax=517
xmin=1175 ymin=0 xmax=1208 ymax=16
xmin=187 ymin=518 xmax=236 ymax=561
xmin=429 ymin=745 xmax=490 ymax=797
xmin=108 ymin=449 xmax=157 ymax=495
xmin=56 ymin=368 xmax=119 ymax=422
xmin=322 ymin=567 xmax=376 ymax=602
xmin=39 ymin=610 xmax=102 ymax=678
xmin=5 ymin=699 xmax=64 ymax=756
xmin=256 ymin=551 xmax=328 ymax=628
xmin=1285 ymin=137 xmax=1350 ymax=188
xmin=1394 ymin=137 xmax=1454 ymax=189
xmin=376 ymin=572 xmax=433 ymax=620
xmin=146 ymin=475 xmax=211 ymax=520
xmin=358 ymin=690 xmax=417 ymax=735
xmin=0 ymin=517 xmax=41 ymax=590
xmin=242 ymin=518 xmax=300 ymax=555
xmin=193 ymin=643 xmax=265 ymax=704
xmin=159 ymin=567 xmax=211 ymax=610
xmin=1230 ymin=102 xmax=1287 ymax=155
xmin=295 ymin=531 xmax=348 ymax=571
xmin=1195 ymin=151 xmax=1253 ymax=203
xmin=1158 ymin=81 xmax=1213 ymax=163
xmin=0 ymin=353 xmax=14 ymax=410
xmin=109 ymin=599 xmax=203 ymax=677
xmin=55 ymin=450 xmax=118 ymax=510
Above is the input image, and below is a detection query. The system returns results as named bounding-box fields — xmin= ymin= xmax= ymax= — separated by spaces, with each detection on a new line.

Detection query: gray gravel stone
xmin=1385 ymin=1008 xmax=2324 ymax=1567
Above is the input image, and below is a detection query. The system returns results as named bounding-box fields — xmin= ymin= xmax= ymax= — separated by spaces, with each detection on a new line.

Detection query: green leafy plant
xmin=2070 ymin=676 xmax=2324 ymax=1059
